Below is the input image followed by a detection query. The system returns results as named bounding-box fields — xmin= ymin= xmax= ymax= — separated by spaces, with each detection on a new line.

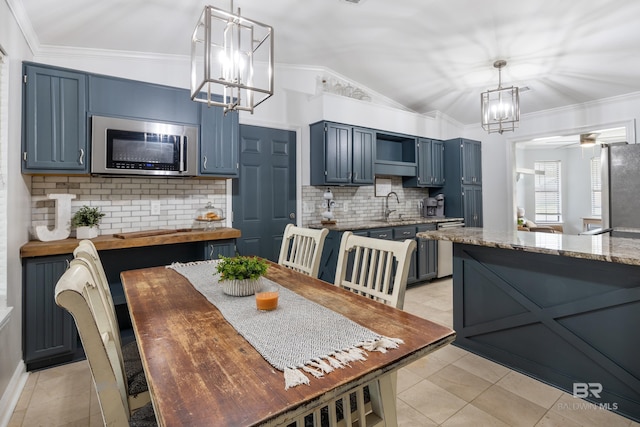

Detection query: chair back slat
xmin=335 ymin=232 xmax=416 ymax=309
xmin=278 ymin=224 xmax=329 ymax=278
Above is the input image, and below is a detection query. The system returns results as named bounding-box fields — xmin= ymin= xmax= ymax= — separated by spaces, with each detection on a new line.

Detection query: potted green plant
xmin=72 ymin=205 xmax=106 ymax=239
xmin=215 ymin=255 xmax=268 ymax=296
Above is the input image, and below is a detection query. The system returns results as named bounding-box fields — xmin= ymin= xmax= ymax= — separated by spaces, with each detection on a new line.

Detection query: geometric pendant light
xmin=190 ymin=2 xmax=274 ymax=114
xmin=481 ymin=60 xmax=520 ymax=134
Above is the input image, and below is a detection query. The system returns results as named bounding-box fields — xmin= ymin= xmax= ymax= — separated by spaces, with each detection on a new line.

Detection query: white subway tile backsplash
xmin=30 ymin=176 xmax=228 ymax=238
xmin=301 ymin=176 xmax=433 ymax=226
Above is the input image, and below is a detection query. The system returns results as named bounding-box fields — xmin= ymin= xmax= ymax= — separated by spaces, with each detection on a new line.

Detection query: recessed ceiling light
xmin=339 ymin=0 xmax=368 ymax=4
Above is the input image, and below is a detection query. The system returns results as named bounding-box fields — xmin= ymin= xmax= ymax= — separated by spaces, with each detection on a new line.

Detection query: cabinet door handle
xmin=403 ymin=231 xmax=411 ymax=235
xmin=78 ymin=149 xmax=85 ymax=165
xmin=378 ymin=234 xmax=388 ymax=238
xmin=354 ymin=172 xmax=358 ymax=180
xmin=209 ymin=246 xmax=215 ymax=259
xmin=203 ymin=156 xmax=208 ymax=170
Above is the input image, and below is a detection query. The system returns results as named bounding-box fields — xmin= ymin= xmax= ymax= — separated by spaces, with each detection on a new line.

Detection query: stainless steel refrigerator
xmin=602 ymin=143 xmax=640 ymax=237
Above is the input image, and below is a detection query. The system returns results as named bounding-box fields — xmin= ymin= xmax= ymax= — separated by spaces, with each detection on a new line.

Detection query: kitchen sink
xmin=372 ymin=218 xmax=419 ymax=224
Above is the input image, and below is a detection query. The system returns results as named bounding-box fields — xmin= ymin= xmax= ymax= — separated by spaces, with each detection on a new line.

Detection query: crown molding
xmin=35 ymin=44 xmax=188 ymax=62
xmin=5 ymin=0 xmax=39 ymax=55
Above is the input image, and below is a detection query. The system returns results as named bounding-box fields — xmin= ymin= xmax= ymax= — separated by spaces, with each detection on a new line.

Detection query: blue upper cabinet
xmin=88 ymin=75 xmax=199 ymax=124
xmin=461 ymin=138 xmax=482 ymax=185
xmin=442 ymin=138 xmax=483 ymax=227
xmin=310 ymin=121 xmax=375 ymax=186
xmin=404 ymin=138 xmax=444 ymax=187
xmin=374 ymin=131 xmax=417 ymax=177
xmin=22 ymin=62 xmax=240 ymax=178
xmin=22 ymin=64 xmax=88 ymax=173
xmin=430 ymin=140 xmax=445 ymax=186
xmin=351 ymin=127 xmax=375 ymax=185
xmin=199 ymin=103 xmax=239 ymax=177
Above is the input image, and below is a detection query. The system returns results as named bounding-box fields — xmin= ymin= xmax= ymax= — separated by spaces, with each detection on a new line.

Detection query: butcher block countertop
xmin=20 ymin=227 xmax=241 ymax=258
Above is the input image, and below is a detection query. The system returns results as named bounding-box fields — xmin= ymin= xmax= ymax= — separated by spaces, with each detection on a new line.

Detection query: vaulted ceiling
xmin=13 ymin=0 xmax=640 ymax=125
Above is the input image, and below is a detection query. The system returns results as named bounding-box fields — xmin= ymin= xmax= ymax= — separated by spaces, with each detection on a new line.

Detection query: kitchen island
xmin=416 ymin=227 xmax=640 ymax=423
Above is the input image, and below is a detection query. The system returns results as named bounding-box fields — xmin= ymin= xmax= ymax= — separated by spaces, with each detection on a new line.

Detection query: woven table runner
xmin=167 ymin=260 xmax=403 ymax=389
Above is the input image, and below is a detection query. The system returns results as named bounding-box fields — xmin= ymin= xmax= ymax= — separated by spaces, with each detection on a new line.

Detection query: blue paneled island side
xmin=416 ymin=227 xmax=640 ymax=423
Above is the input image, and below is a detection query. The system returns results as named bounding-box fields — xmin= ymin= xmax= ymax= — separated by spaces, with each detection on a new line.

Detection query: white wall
xmin=0 ymin=0 xmax=34 ymax=421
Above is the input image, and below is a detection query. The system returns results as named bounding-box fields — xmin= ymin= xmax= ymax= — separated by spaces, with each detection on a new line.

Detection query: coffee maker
xmin=423 ymin=194 xmax=445 ymax=217
xmin=423 ymin=197 xmax=437 ymax=217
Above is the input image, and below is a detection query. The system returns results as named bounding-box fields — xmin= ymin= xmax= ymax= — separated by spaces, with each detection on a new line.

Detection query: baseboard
xmin=0 ymin=360 xmax=28 ymax=427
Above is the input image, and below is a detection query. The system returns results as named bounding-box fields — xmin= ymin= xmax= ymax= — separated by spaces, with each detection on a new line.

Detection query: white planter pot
xmin=76 ymin=226 xmax=99 ymax=239
xmin=222 ymin=278 xmax=262 ymax=297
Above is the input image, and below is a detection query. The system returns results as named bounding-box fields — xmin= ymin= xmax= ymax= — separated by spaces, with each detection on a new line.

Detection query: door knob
xmin=289 ymin=213 xmax=295 ymax=219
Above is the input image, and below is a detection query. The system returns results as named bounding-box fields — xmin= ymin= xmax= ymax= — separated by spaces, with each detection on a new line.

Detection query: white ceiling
xmin=13 ymin=0 xmax=640 ymax=125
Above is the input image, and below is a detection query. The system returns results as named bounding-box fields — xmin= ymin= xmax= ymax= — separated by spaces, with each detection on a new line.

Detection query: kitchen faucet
xmin=384 ymin=191 xmax=400 ymax=221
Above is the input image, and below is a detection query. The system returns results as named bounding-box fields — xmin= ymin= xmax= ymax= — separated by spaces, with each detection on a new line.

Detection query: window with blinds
xmin=534 ymin=161 xmax=562 ymax=222
xmin=590 ymin=157 xmax=601 ymax=216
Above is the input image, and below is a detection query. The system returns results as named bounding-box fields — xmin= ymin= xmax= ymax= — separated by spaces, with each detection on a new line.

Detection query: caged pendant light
xmin=481 ymin=60 xmax=520 ymax=134
xmin=190 ymin=1 xmax=274 ymax=114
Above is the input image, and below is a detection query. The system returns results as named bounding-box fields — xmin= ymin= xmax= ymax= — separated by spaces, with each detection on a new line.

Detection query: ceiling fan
xmin=548 ymin=132 xmax=601 ymax=149
xmin=579 ymin=133 xmax=599 ymax=147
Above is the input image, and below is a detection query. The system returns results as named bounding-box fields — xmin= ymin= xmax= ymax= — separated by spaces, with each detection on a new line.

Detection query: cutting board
xmin=113 ymin=229 xmax=178 ymax=239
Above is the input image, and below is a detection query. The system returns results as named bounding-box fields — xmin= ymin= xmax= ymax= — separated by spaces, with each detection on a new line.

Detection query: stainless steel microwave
xmin=91 ymin=115 xmax=198 ymax=177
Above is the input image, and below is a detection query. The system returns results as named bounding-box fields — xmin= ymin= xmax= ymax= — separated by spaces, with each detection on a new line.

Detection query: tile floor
xmin=8 ymin=278 xmax=640 ymax=426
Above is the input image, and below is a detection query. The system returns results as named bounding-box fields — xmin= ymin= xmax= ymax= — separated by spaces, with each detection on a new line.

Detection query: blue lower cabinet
xmin=393 ymin=226 xmax=417 ymax=284
xmin=204 ymin=240 xmax=236 ymax=260
xmin=416 ymin=224 xmax=437 ymax=282
xmin=317 ymin=226 xmax=436 ymax=287
xmin=23 ymin=239 xmax=237 ymax=371
xmin=23 ymin=255 xmax=77 ymax=370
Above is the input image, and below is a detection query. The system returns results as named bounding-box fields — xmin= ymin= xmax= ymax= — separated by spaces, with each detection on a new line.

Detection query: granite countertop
xmin=416 ymin=227 xmax=640 ymax=266
xmin=308 ymin=217 xmax=464 ymax=232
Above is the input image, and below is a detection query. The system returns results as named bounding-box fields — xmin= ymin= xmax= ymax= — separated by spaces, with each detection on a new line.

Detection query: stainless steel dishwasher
xmin=436 ymin=220 xmax=465 ymax=278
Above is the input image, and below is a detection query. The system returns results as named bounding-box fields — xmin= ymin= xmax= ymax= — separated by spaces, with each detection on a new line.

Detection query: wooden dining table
xmin=121 ymin=260 xmax=456 ymax=426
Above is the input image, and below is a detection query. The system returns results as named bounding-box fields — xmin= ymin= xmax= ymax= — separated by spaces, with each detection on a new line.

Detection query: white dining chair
xmin=278 ymin=224 xmax=329 ymax=278
xmin=334 ymin=231 xmax=416 ymax=310
xmin=322 ymin=231 xmax=416 ymax=427
xmin=72 ymin=240 xmax=149 ymax=412
xmin=54 ymin=261 xmax=157 ymax=426
xmin=289 ymin=379 xmax=393 ymax=427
